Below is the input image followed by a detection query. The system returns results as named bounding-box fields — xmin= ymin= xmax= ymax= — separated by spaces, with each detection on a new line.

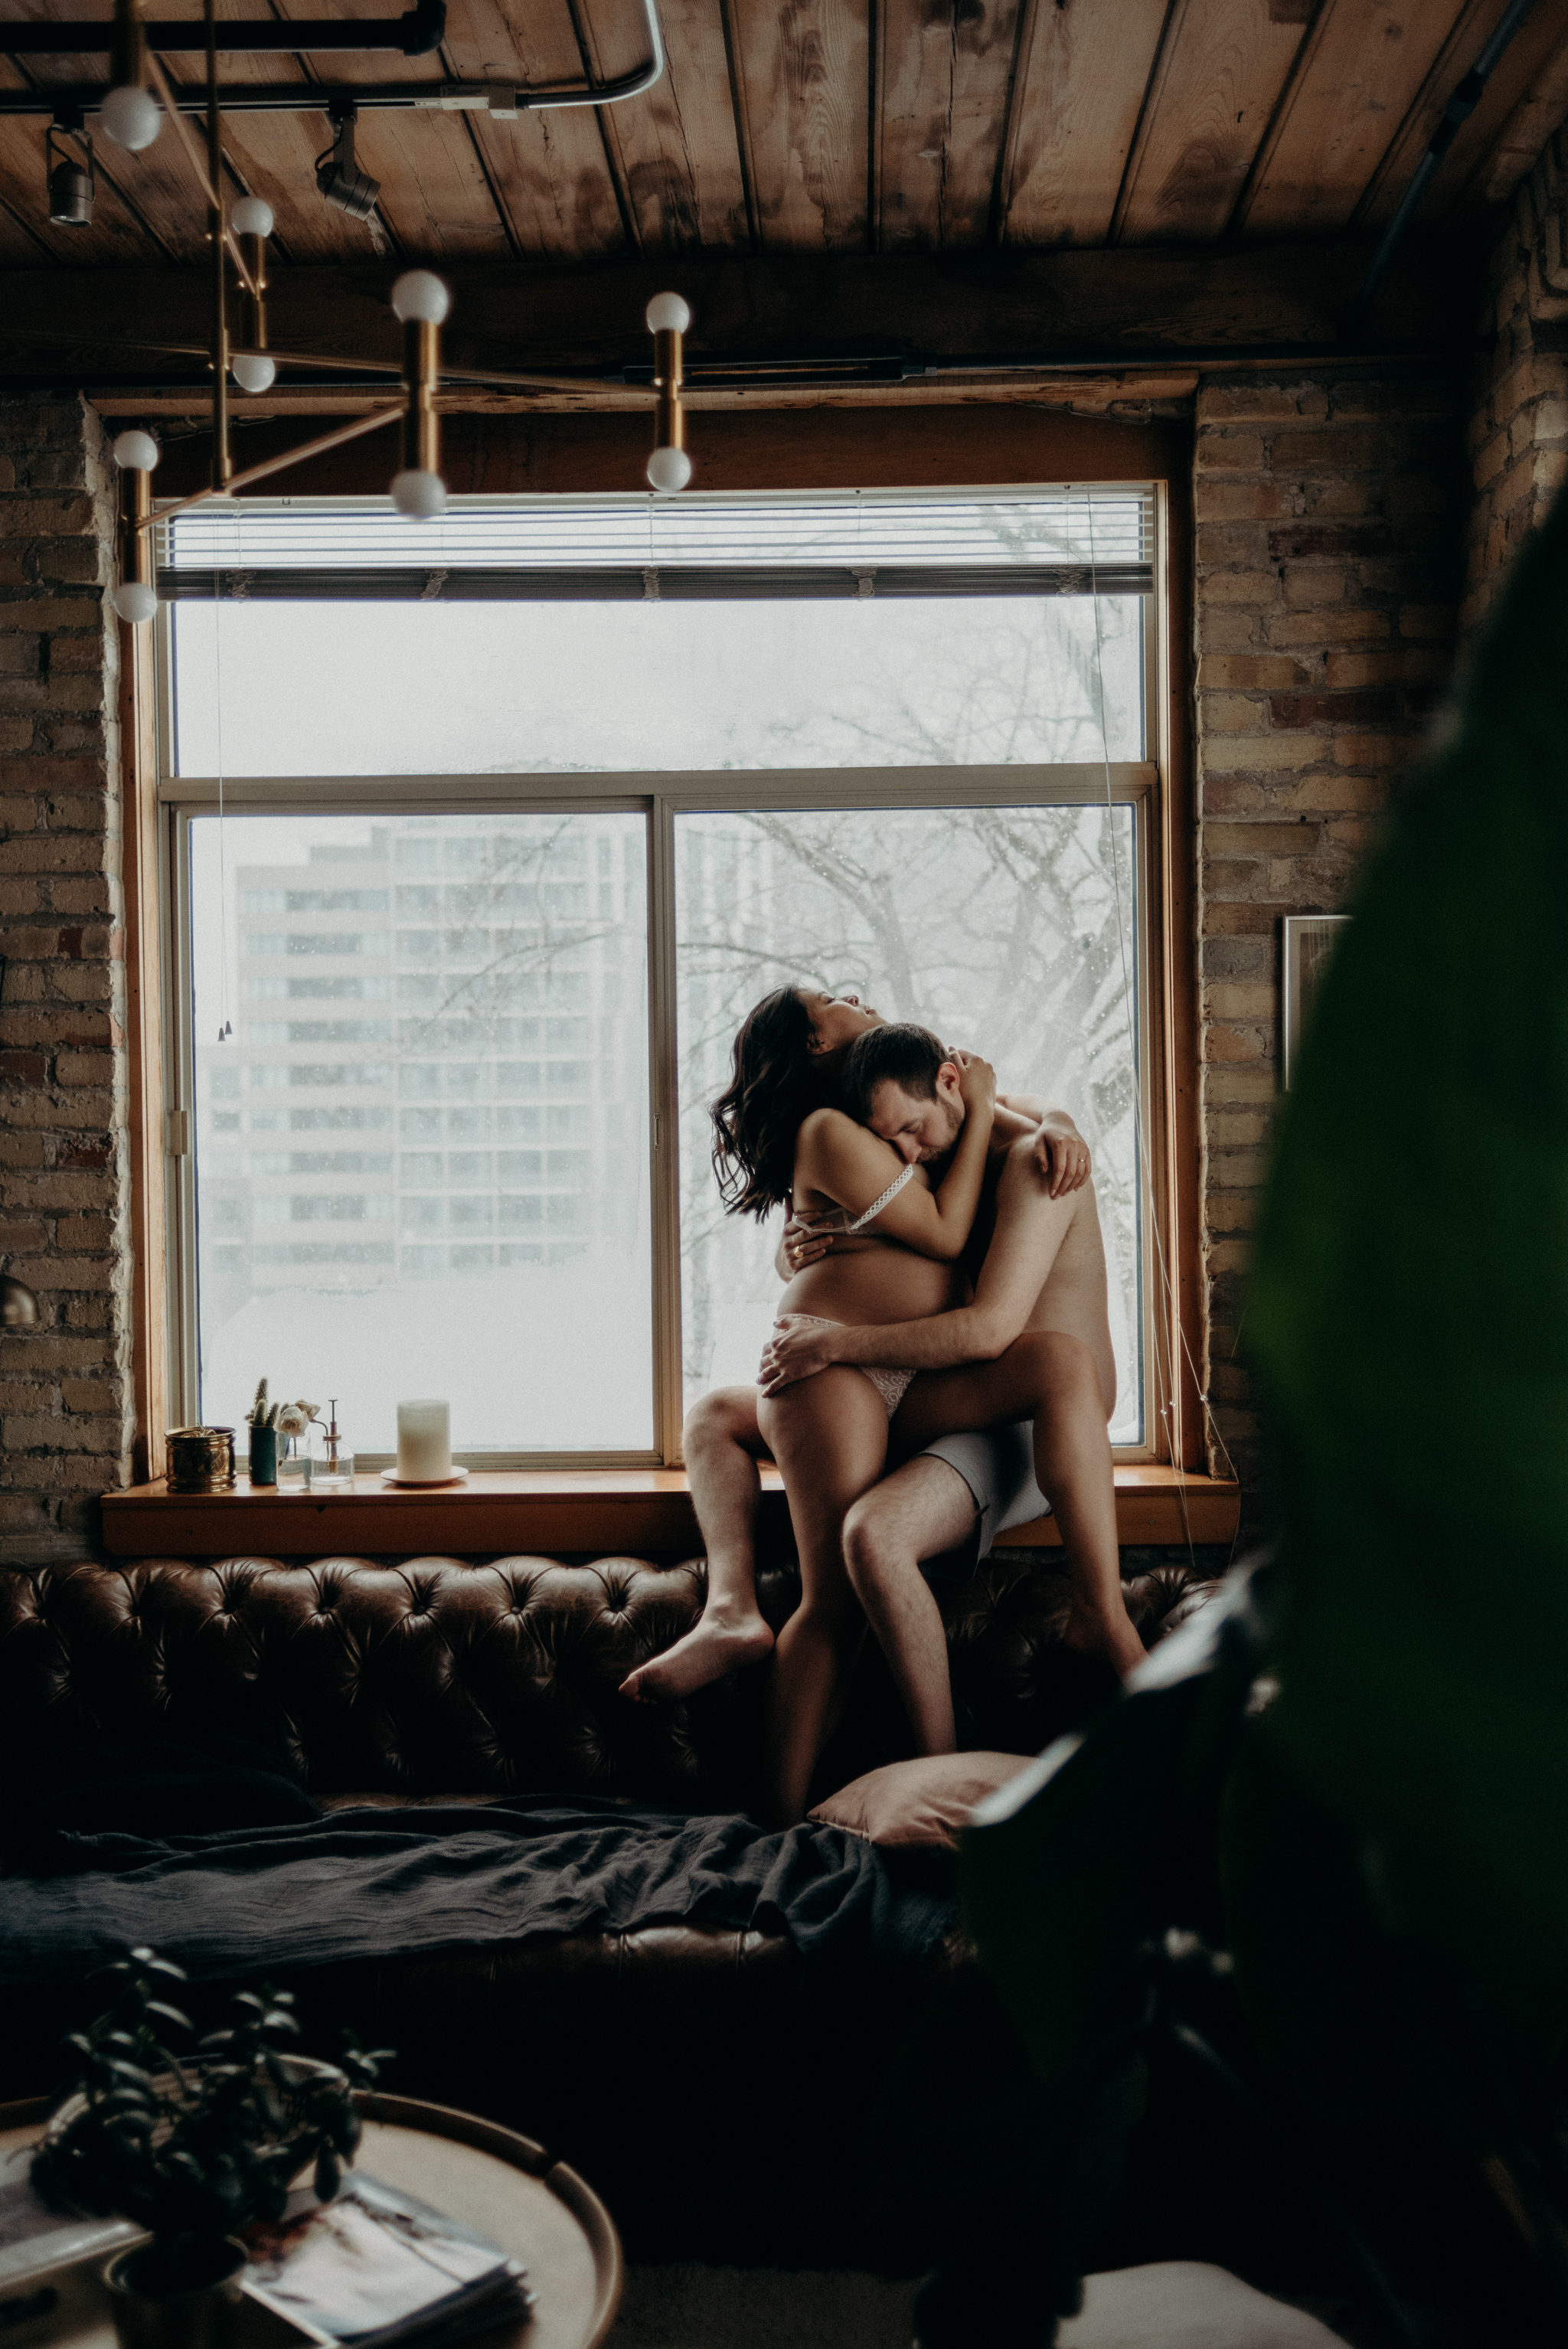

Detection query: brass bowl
xmin=165 ymin=1426 xmax=237 ymax=1494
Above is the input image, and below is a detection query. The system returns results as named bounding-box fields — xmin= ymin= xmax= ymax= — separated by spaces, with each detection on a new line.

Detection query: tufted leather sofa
xmin=0 ymin=1548 xmax=1218 ymax=2260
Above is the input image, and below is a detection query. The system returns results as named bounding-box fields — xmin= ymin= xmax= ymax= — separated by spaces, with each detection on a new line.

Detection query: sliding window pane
xmin=189 ymin=811 xmax=651 ymax=1453
xmin=675 ymin=805 xmax=1142 ymax=1446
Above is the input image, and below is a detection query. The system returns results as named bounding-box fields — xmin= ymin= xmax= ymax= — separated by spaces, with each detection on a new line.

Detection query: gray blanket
xmin=0 ymin=1795 xmax=952 ymax=2001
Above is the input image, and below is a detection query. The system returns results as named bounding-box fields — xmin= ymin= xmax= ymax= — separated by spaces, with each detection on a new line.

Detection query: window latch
xmin=167 ymin=1109 xmax=190 ymax=1157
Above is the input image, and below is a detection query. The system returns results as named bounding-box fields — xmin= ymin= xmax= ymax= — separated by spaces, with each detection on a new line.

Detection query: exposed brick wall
xmin=1465 ymin=141 xmax=1568 ymax=639
xmin=0 ymin=396 xmax=132 ymax=1566
xmin=1192 ymin=372 xmax=1463 ymax=1533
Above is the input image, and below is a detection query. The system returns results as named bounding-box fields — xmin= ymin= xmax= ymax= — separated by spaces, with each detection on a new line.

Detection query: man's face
xmin=866 ymin=1070 xmax=964 ymax=1165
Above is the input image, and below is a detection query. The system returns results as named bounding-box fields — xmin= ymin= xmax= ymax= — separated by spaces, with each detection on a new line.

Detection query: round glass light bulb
xmin=231 ymin=353 xmax=277 ymax=394
xmin=100 ymin=83 xmax=162 ymax=152
xmin=112 ymin=582 xmax=158 ymax=626
xmin=111 ymin=430 xmax=160 ymax=472
xmin=391 ymin=468 xmax=447 ymax=520
xmin=390 ymin=270 xmax=451 ymax=325
xmin=230 ymin=196 xmax=275 ymax=239
xmin=647 ymin=445 xmax=692 ymax=495
xmin=645 ymin=292 xmax=691 ymax=335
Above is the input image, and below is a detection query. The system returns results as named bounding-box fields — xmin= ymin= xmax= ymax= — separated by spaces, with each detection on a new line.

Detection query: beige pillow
xmin=809 ymin=1753 xmax=1032 ymax=1851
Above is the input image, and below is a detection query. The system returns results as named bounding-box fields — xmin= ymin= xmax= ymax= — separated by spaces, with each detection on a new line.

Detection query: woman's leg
xmin=759 ymin=1367 xmax=890 ymax=1825
xmin=621 ymin=1386 xmax=776 ymax=1704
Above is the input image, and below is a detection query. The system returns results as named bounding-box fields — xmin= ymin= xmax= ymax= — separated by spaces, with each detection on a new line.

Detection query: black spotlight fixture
xmin=315 ymin=103 xmax=380 ymax=221
xmin=47 ymin=111 xmax=93 ymax=228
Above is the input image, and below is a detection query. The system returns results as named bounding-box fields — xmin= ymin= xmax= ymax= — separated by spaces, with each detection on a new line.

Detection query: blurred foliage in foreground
xmin=928 ymin=488 xmax=1568 ymax=2347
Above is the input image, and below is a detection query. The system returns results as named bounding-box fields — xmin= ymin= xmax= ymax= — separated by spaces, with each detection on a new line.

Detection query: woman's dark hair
xmin=710 ymin=986 xmax=825 ymax=1220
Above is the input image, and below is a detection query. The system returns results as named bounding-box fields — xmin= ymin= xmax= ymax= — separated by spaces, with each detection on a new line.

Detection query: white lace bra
xmin=792 ymin=1160 xmax=916 ymax=1238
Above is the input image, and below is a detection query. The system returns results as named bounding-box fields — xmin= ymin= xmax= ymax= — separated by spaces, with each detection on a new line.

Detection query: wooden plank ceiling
xmin=0 ymin=0 xmax=1566 ymax=272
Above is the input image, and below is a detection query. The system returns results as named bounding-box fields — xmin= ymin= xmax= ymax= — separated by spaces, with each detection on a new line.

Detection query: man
xmin=621 ymin=1022 xmax=1141 ymax=1728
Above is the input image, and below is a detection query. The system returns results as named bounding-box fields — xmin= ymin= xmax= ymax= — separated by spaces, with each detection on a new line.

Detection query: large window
xmin=160 ymin=488 xmax=1162 ymax=1465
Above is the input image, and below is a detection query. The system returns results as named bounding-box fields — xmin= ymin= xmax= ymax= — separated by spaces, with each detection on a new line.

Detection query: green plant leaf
xmin=101 ymin=2060 xmax=157 ymax=2093
xmin=1246 ymin=484 xmax=1568 ymax=2032
xmin=1219 ymin=1725 xmax=1404 ymax=2131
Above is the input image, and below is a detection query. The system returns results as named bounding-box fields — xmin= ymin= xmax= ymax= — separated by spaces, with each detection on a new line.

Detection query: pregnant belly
xmin=779 ymin=1246 xmax=965 ymax=1328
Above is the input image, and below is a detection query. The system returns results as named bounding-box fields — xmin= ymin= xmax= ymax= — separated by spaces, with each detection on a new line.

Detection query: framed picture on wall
xmin=1282 ymin=914 xmax=1351 ymax=1089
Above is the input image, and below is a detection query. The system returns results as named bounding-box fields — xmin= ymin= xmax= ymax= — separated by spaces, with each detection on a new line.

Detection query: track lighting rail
xmin=0 ymin=0 xmax=664 ymax=113
xmin=3 ymin=1 xmax=446 ymax=57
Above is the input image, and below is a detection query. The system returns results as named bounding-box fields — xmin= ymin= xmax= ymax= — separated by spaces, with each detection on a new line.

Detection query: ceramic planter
xmin=104 ymin=2237 xmax=245 ymax=2349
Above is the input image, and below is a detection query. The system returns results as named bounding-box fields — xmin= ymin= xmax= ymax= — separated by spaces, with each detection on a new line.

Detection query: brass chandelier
xmin=83 ymin=0 xmax=692 ymax=626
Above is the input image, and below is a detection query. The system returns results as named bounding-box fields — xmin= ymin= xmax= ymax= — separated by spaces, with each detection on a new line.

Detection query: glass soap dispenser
xmin=313 ymin=1398 xmax=354 ymax=1491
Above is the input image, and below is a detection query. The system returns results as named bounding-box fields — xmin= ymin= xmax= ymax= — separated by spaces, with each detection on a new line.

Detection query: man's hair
xmin=841 ymin=1023 xmax=948 ymax=1125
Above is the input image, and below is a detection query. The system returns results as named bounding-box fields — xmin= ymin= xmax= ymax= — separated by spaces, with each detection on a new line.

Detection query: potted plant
xmin=244 ymin=1383 xmax=277 ymax=1487
xmin=31 ymin=1949 xmax=389 ymax=2349
xmin=244 ymin=1389 xmax=320 ymax=1488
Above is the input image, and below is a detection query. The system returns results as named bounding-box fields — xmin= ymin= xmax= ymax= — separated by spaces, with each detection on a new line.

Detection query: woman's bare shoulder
xmin=795 ymin=1105 xmax=886 ymax=1179
xmin=797 ymin=1104 xmax=858 ymax=1139
xmin=799 ymin=1104 xmax=887 ymax=1152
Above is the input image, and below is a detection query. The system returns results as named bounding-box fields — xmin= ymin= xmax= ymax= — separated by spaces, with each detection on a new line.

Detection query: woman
xmin=696 ymin=983 xmax=1000 ymax=1823
xmin=619 ymin=985 xmax=1080 ymax=1736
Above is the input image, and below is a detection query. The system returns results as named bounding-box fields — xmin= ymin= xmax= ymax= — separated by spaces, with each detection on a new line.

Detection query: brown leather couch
xmin=0 ymin=1548 xmax=1219 ymax=2261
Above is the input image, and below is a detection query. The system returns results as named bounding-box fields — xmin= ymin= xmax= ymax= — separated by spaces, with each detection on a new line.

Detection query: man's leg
xmin=894 ymin=1334 xmax=1145 ymax=1678
xmin=619 ymin=1386 xmax=776 ymax=1703
xmin=842 ymin=1458 xmax=978 ymax=1755
xmin=1016 ymin=1332 xmax=1140 ymax=1671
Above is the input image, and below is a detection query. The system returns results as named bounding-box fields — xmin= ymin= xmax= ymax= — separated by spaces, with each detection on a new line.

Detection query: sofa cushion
xmin=809 ymin=1753 xmax=1031 ymax=1850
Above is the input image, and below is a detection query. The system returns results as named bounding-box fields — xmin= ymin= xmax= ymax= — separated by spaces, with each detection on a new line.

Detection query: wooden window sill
xmin=100 ymin=1465 xmax=1240 ymax=1559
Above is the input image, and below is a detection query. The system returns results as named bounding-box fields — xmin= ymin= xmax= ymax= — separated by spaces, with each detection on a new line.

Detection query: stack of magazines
xmin=0 ymin=2155 xmax=140 ymax=2299
xmin=242 ymin=2174 xmax=534 ymax=2348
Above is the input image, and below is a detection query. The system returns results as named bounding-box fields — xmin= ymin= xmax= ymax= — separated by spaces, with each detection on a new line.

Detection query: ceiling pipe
xmin=0 ymin=0 xmax=664 ymax=113
xmin=2 ymin=0 xmax=445 ymax=55
xmin=1353 ymin=0 xmax=1540 ymax=327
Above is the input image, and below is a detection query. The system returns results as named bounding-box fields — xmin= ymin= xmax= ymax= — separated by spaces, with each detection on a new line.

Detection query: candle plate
xmin=379 ymin=1467 xmax=471 ymax=1488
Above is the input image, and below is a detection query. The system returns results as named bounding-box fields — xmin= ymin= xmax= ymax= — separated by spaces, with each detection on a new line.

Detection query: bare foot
xmin=619 ymin=1607 xmax=776 ymax=1704
xmin=1062 ymin=1598 xmax=1148 ymax=1681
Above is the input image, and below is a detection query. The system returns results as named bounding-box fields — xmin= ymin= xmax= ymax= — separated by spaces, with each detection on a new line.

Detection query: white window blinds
xmin=159 ymin=485 xmax=1155 ymax=603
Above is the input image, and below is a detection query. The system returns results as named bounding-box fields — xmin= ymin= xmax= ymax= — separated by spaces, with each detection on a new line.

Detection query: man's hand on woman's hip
xmin=759 ymin=1313 xmax=844 ymax=1393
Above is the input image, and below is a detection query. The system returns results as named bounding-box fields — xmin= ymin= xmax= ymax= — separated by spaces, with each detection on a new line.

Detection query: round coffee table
xmin=0 ymin=2093 xmax=622 ymax=2349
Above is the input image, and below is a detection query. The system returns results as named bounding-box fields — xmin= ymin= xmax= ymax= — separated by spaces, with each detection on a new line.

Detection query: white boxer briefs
xmin=919 ymin=1421 xmax=1050 ymax=1575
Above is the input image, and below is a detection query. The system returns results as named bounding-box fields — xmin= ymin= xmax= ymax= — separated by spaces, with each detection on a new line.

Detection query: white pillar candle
xmin=397 ymin=1398 xmax=451 ymax=1482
